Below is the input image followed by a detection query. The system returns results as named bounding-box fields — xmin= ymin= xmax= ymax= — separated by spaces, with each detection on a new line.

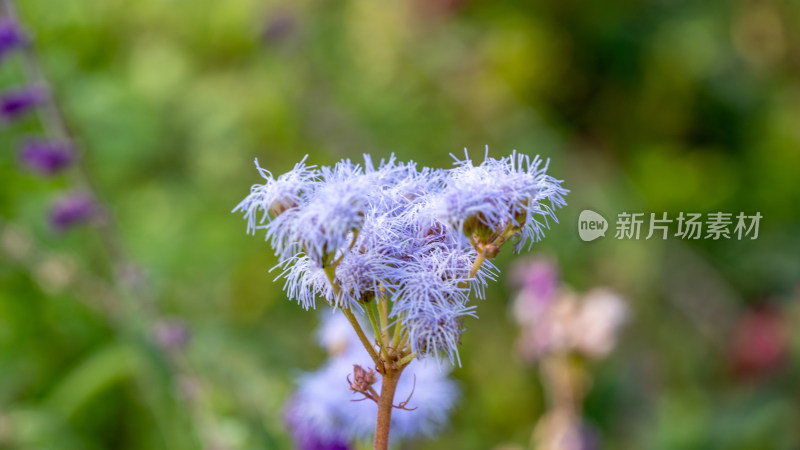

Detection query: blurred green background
xmin=2 ymin=0 xmax=800 ymax=449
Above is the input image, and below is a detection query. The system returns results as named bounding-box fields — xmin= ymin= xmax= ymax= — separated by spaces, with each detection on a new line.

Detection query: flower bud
xmin=512 ymin=201 xmax=528 ymax=227
xmin=462 ymin=212 xmax=494 ymax=244
xmin=482 ymin=243 xmax=500 ymax=259
xmin=349 ymin=364 xmax=376 ymax=392
xmin=268 ymin=197 xmax=296 ymax=218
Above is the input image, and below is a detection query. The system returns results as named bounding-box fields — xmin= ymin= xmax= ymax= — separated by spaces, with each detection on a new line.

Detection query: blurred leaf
xmin=45 ymin=342 xmax=141 ymax=418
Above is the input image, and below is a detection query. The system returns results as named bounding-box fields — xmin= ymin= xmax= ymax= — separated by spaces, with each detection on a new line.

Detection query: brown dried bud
xmin=268 ymin=197 xmax=297 ymax=218
xmin=349 ymin=364 xmax=376 ymax=392
xmin=483 ymin=244 xmax=501 ymax=259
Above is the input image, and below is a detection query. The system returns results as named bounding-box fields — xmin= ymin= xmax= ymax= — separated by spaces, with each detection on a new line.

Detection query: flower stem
xmin=379 ymin=292 xmax=390 ymax=345
xmin=458 ymin=249 xmax=488 ymax=290
xmin=366 ymin=303 xmax=390 ymax=361
xmin=397 ymin=329 xmax=409 ymax=351
xmin=374 ymin=366 xmax=402 ymax=450
xmin=397 ymin=352 xmax=416 ymax=367
xmin=469 ymin=250 xmax=486 ymax=278
xmin=342 ymin=307 xmax=382 ymax=368
xmin=390 ymin=320 xmax=404 ymax=350
xmin=323 ymin=267 xmax=382 ymax=367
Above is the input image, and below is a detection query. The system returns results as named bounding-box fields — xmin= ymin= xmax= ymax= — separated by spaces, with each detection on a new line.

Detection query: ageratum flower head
xmin=232 ymin=156 xmax=317 ymax=237
xmin=281 ymin=160 xmax=375 ymax=266
xmin=421 ymin=148 xmax=568 ymax=251
xmin=334 ymin=242 xmax=398 ymax=306
xmin=276 ymin=254 xmax=335 ymax=310
xmin=235 ymin=150 xmax=567 ymax=365
xmin=404 ymin=301 xmax=476 ymax=366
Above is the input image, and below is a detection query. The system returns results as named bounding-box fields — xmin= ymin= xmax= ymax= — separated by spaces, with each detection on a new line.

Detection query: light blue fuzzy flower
xmin=271 ymin=159 xmax=374 ymax=264
xmin=404 ymin=300 xmax=476 ymax=366
xmin=390 ymin=248 xmax=490 ymax=365
xmin=392 ymin=250 xmax=470 ymax=315
xmin=334 ymin=245 xmax=398 ymax=306
xmin=275 ymin=254 xmax=335 ymax=310
xmin=236 ymin=150 xmax=567 ymax=365
xmin=364 ymin=157 xmax=443 ymax=213
xmin=421 ymin=148 xmax=568 ymax=251
xmin=232 ymin=156 xmax=317 ymax=237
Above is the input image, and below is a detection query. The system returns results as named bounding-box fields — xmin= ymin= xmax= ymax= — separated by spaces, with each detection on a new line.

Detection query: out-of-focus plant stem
xmin=0 ymin=1 xmax=224 ymax=447
xmin=0 ymin=0 xmax=139 ymax=303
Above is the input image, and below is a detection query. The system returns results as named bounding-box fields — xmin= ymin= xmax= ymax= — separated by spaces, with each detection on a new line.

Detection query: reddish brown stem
xmin=374 ymin=367 xmax=402 ymax=450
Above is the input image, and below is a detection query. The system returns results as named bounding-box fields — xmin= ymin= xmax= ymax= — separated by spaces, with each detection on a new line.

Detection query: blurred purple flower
xmin=285 ymin=397 xmax=352 ymax=450
xmin=262 ymin=10 xmax=296 ymax=45
xmin=0 ymin=17 xmax=26 ymax=61
xmin=49 ymin=193 xmax=99 ymax=231
xmin=510 ymin=258 xmax=560 ymax=325
xmin=153 ymin=319 xmax=190 ymax=354
xmin=1 ymin=85 xmax=46 ymax=122
xmin=512 ymin=258 xmax=559 ymax=296
xmin=18 ymin=139 xmax=75 ymax=175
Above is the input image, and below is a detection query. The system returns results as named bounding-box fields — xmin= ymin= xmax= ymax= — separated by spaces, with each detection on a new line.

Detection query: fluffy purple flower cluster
xmin=1 ymin=12 xmax=95 ymax=231
xmin=285 ymin=313 xmax=458 ymax=449
xmin=235 ymin=150 xmax=567 ymax=365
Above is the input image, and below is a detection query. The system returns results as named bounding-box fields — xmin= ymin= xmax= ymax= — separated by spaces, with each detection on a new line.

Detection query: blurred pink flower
xmin=510 ymin=258 xmax=559 ymax=326
xmin=511 ymin=259 xmax=628 ymax=362
xmin=730 ymin=306 xmax=787 ymax=379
